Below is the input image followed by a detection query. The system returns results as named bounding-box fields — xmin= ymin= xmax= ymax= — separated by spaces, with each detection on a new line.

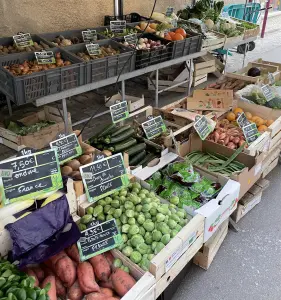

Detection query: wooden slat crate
xmin=201 ymin=31 xmax=226 ymax=51
xmin=262 ymin=142 xmax=281 ymax=178
xmin=231 ymin=178 xmax=270 ymax=223
xmin=193 ymin=53 xmax=216 ymax=77
xmin=193 ymin=74 xmax=208 ymax=87
xmin=193 ymin=218 xmax=229 ymax=270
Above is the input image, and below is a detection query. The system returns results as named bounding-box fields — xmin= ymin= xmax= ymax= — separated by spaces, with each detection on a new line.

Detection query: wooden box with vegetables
xmin=77 ymin=177 xmax=204 ymax=298
xmin=0 ymin=106 xmax=72 ymax=150
xmin=230 ymin=18 xmax=260 ymax=40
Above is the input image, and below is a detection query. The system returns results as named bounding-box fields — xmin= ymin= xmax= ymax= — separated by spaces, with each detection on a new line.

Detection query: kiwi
xmin=66 ymin=159 xmax=81 ymax=171
xmin=69 ymin=171 xmax=82 ymax=180
xmin=61 ymin=165 xmax=73 ymax=176
xmin=79 ymin=154 xmax=92 ymax=165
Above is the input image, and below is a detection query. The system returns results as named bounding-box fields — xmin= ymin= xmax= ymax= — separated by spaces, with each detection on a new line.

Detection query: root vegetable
xmin=111 ymin=268 xmax=136 ymax=297
xmin=25 ymin=268 xmax=39 ymax=286
xmin=227 ymin=142 xmax=236 ymax=149
xmin=89 ymin=254 xmax=111 ymax=282
xmin=100 ymin=287 xmax=114 ymax=297
xmin=68 ymin=280 xmax=83 ymax=300
xmin=49 ymin=251 xmax=68 ymax=268
xmin=86 ymin=293 xmax=115 ymax=300
xmin=233 ymin=137 xmax=240 ymax=144
xmin=214 ymin=131 xmax=220 ymax=143
xmin=104 ymin=252 xmax=114 ymax=266
xmin=219 ymin=133 xmax=226 ymax=140
xmin=41 ymin=275 xmax=57 ymax=300
xmin=55 ymin=276 xmax=66 ymax=298
xmin=32 ymin=266 xmax=45 ymax=282
xmin=56 ymin=256 xmax=77 ymax=288
xmin=99 ymin=278 xmax=114 ymax=290
xmin=77 ymin=262 xmax=100 ymax=294
xmin=65 ymin=244 xmax=80 ymax=263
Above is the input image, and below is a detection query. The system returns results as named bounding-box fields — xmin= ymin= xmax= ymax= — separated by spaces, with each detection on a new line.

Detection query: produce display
xmin=0 ymin=41 xmax=50 ymax=55
xmin=100 ymin=28 xmax=138 ymax=38
xmin=185 ymin=150 xmax=246 ymax=176
xmin=243 ymin=88 xmax=281 ymax=109
xmin=79 ymin=182 xmax=190 ymax=270
xmin=133 ymin=21 xmax=172 ymax=35
xmin=214 ymin=19 xmax=244 ymax=38
xmin=89 ymin=124 xmax=161 ymax=167
xmin=4 ymin=53 xmax=72 ymax=76
xmin=75 ymin=46 xmax=121 ymax=61
xmin=121 ymin=37 xmax=166 ymax=50
xmin=49 ymin=35 xmax=85 ymax=47
xmin=5 ymin=120 xmax=55 ymax=135
xmin=162 ymin=28 xmax=188 ymax=41
xmin=147 ymin=161 xmax=222 ymax=210
xmin=205 ymin=77 xmax=247 ymax=91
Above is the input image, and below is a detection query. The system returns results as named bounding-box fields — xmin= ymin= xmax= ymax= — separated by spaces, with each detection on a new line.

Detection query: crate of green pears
xmin=78 ymin=181 xmax=191 ymax=272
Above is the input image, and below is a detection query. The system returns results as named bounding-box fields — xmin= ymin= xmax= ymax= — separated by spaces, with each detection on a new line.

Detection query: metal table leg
xmin=62 ymin=98 xmax=69 ymax=134
xmin=121 ymin=80 xmax=125 ymax=101
xmin=242 ymin=43 xmax=249 ymax=68
xmin=186 ymin=60 xmax=192 ymax=96
xmin=7 ymin=97 xmax=12 ymax=116
xmin=223 ymin=51 xmax=229 ymax=74
xmin=155 ymin=69 xmax=159 ymax=107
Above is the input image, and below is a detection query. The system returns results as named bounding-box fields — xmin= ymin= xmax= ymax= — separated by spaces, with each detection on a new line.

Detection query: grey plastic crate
xmin=94 ymin=25 xmax=138 ymax=40
xmin=66 ymin=40 xmax=135 ymax=84
xmin=0 ymin=35 xmax=54 ymax=55
xmin=0 ymin=48 xmax=85 ymax=105
xmin=39 ymin=29 xmax=105 ymax=47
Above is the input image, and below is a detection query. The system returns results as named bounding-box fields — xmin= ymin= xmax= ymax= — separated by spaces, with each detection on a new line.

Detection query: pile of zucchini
xmin=89 ymin=124 xmax=160 ymax=166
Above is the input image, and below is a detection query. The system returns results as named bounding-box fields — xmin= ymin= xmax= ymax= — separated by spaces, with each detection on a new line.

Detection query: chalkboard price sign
xmin=110 ymin=21 xmax=126 ymax=33
xmin=13 ymin=33 xmax=34 ymax=48
xmin=142 ymin=116 xmax=167 ymax=140
xmin=268 ymin=73 xmax=275 ymax=85
xmin=236 ymin=112 xmax=251 ymax=129
xmin=80 ymin=153 xmax=129 ymax=203
xmin=82 ymin=30 xmax=97 ymax=43
xmin=193 ymin=115 xmax=213 ymax=140
xmin=124 ymin=33 xmax=138 ymax=45
xmin=242 ymin=123 xmax=260 ymax=144
xmin=50 ymin=133 xmax=82 ymax=164
xmin=86 ymin=43 xmax=101 ymax=56
xmin=35 ymin=51 xmax=56 ymax=64
xmin=0 ymin=149 xmax=62 ymax=205
xmin=77 ymin=219 xmax=122 ymax=261
xmin=261 ymin=84 xmax=274 ymax=102
xmin=110 ymin=101 xmax=129 ymax=123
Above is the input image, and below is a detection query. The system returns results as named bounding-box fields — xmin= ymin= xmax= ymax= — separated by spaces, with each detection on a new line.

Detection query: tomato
xmin=165 ymin=33 xmax=172 ymax=41
xmin=175 ymin=28 xmax=187 ymax=38
xmin=169 ymin=32 xmax=176 ymax=37
xmin=173 ymin=33 xmax=184 ymax=41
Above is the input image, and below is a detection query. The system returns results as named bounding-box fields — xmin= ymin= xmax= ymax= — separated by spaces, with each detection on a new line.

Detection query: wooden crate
xmin=230 ymin=18 xmax=260 ymax=40
xmin=231 ymin=178 xmax=270 ymax=222
xmin=254 ymin=59 xmax=281 ymax=71
xmin=224 ymin=34 xmax=244 ymax=49
xmin=262 ymin=141 xmax=281 ymax=176
xmin=0 ymin=106 xmax=72 ymax=150
xmin=193 ymin=218 xmax=229 ymax=270
xmin=193 ymin=74 xmax=208 ymax=87
xmin=202 ymin=31 xmax=226 ymax=51
xmin=193 ymin=53 xmax=216 ymax=77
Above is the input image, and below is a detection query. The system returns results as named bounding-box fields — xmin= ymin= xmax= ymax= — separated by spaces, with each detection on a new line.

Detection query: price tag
xmin=0 ymin=169 xmax=13 ymax=178
xmin=166 ymin=6 xmax=174 ymax=17
xmin=50 ymin=133 xmax=82 ymax=164
xmin=236 ymin=112 xmax=251 ymax=129
xmin=268 ymin=73 xmax=275 ymax=85
xmin=110 ymin=101 xmax=129 ymax=123
xmin=77 ymin=219 xmax=122 ymax=261
xmin=82 ymin=30 xmax=97 ymax=43
xmin=94 ymin=153 xmax=107 ymax=162
xmin=242 ymin=123 xmax=260 ymax=144
xmin=193 ymin=116 xmax=214 ymax=140
xmin=13 ymin=33 xmax=34 ymax=48
xmin=83 ymin=172 xmax=93 ymax=180
xmin=35 ymin=51 xmax=55 ymax=64
xmin=142 ymin=116 xmax=167 ymax=140
xmin=86 ymin=43 xmax=101 ymax=56
xmin=0 ymin=149 xmax=62 ymax=205
xmin=80 ymin=153 xmax=129 ymax=203
xmin=17 ymin=147 xmax=37 ymax=157
xmin=261 ymin=84 xmax=274 ymax=101
xmin=124 ymin=33 xmax=138 ymax=45
xmin=110 ymin=20 xmax=126 ymax=33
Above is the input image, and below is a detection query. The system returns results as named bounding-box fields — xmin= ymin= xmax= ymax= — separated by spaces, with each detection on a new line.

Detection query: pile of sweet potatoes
xmin=24 ymin=244 xmax=136 ymax=300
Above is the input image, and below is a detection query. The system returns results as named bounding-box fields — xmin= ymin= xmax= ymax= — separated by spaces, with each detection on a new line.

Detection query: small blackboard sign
xmin=110 ymin=101 xmax=129 ymax=123
xmin=35 ymin=51 xmax=55 ymax=64
xmin=0 ymin=149 xmax=62 ymax=205
xmin=50 ymin=133 xmax=82 ymax=164
xmin=261 ymin=84 xmax=274 ymax=102
xmin=142 ymin=116 xmax=167 ymax=140
xmin=110 ymin=21 xmax=126 ymax=33
xmin=124 ymin=33 xmax=138 ymax=45
xmin=236 ymin=112 xmax=251 ymax=129
xmin=242 ymin=123 xmax=260 ymax=144
xmin=17 ymin=147 xmax=37 ymax=157
xmin=13 ymin=33 xmax=34 ymax=48
xmin=82 ymin=30 xmax=97 ymax=43
xmin=93 ymin=153 xmax=107 ymax=162
xmin=77 ymin=219 xmax=122 ymax=261
xmin=166 ymin=6 xmax=174 ymax=17
xmin=193 ymin=115 xmax=213 ymax=140
xmin=80 ymin=153 xmax=129 ymax=203
xmin=86 ymin=43 xmax=101 ymax=56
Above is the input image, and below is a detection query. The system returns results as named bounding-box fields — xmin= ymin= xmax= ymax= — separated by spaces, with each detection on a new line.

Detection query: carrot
xmin=41 ymin=275 xmax=57 ymax=300
xmin=56 ymin=256 xmax=77 ymax=288
xmin=89 ymin=254 xmax=111 ymax=282
xmin=100 ymin=287 xmax=114 ymax=297
xmin=104 ymin=252 xmax=114 ymax=266
xmin=86 ymin=293 xmax=112 ymax=300
xmin=32 ymin=266 xmax=45 ymax=282
xmin=68 ymin=280 xmax=83 ymax=300
xmin=25 ymin=268 xmax=39 ymax=287
xmin=111 ymin=268 xmax=136 ymax=297
xmin=55 ymin=276 xmax=66 ymax=298
xmin=77 ymin=262 xmax=100 ymax=294
xmin=65 ymin=244 xmax=80 ymax=263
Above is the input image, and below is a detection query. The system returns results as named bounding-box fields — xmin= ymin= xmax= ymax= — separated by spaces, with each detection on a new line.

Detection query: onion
xmin=138 ymin=38 xmax=144 ymax=44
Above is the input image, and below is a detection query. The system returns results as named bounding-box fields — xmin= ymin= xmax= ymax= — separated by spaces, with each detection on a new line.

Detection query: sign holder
xmin=193 ymin=115 xmax=214 ymax=140
xmin=110 ymin=101 xmax=129 ymax=123
xmin=141 ymin=116 xmax=167 ymax=140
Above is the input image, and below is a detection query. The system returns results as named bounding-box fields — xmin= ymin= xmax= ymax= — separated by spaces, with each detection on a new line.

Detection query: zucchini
xmin=130 ymin=151 xmax=147 ymax=165
xmin=111 ymin=125 xmax=132 ymax=137
xmin=89 ymin=124 xmax=117 ymax=144
xmin=125 ymin=143 xmax=146 ymax=157
xmin=104 ymin=128 xmax=135 ymax=144
xmin=138 ymin=152 xmax=157 ymax=167
xmin=108 ymin=138 xmax=137 ymax=152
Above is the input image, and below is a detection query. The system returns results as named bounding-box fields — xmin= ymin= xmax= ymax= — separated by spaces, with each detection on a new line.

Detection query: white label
xmin=254 ymin=163 xmax=262 ymax=176
xmin=35 ymin=51 xmax=55 ymax=64
xmin=83 ymin=172 xmax=93 ymax=180
xmin=165 ymin=246 xmax=182 ymax=272
xmin=0 ymin=169 xmax=13 ymax=178
xmin=181 ymin=231 xmax=197 ymax=254
xmin=13 ymin=33 xmax=34 ymax=47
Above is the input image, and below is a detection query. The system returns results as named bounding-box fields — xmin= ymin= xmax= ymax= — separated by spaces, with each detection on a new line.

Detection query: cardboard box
xmin=105 ymin=93 xmax=145 ymax=112
xmin=0 ymin=106 xmax=72 ymax=150
xmin=188 ymin=134 xmax=264 ymax=199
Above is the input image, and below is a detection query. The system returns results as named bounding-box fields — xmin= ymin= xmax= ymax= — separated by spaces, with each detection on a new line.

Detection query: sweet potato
xmin=111 ymin=268 xmax=136 ymax=297
xmin=66 ymin=244 xmax=80 ymax=263
xmin=77 ymin=262 xmax=100 ymax=294
xmin=55 ymin=276 xmax=66 ymax=298
xmin=56 ymin=256 xmax=77 ymax=287
xmin=49 ymin=251 xmax=68 ymax=268
xmin=32 ymin=266 xmax=45 ymax=282
xmin=100 ymin=287 xmax=114 ymax=297
xmin=86 ymin=293 xmax=114 ymax=300
xmin=25 ymin=268 xmax=39 ymax=287
xmin=68 ymin=280 xmax=83 ymax=300
xmin=41 ymin=275 xmax=57 ymax=300
xmin=104 ymin=252 xmax=114 ymax=266
xmin=41 ymin=265 xmax=55 ymax=276
xmin=89 ymin=254 xmax=111 ymax=282
xmin=99 ymin=278 xmax=114 ymax=290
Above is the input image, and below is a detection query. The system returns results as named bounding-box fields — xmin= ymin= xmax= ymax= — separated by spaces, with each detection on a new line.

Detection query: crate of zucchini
xmin=78 ymin=177 xmax=205 ymax=298
xmin=0 ymin=47 xmax=84 ymax=105
xmin=88 ymin=106 xmax=194 ymax=165
xmin=66 ymin=40 xmax=135 ymax=84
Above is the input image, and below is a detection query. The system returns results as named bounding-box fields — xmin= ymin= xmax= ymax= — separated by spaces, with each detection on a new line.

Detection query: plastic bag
xmin=6 ymin=194 xmax=80 ymax=267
